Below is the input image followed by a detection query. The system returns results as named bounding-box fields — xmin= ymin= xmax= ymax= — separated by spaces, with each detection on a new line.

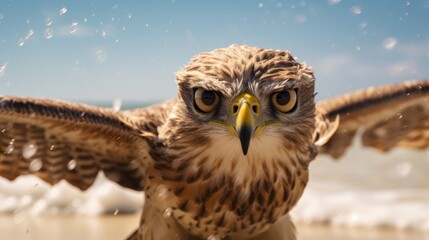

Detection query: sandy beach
xmin=1 ymin=213 xmax=428 ymax=240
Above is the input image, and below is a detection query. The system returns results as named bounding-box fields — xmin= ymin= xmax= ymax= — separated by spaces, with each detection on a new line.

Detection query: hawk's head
xmin=162 ymin=45 xmax=316 ymax=180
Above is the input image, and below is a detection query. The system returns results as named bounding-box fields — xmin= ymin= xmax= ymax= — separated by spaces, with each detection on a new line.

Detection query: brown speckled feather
xmin=0 ymin=96 xmax=171 ymax=190
xmin=316 ymin=80 xmax=429 ymax=158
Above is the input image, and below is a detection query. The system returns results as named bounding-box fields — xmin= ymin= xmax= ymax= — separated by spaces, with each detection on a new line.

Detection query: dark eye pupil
xmin=276 ymin=91 xmax=291 ymax=105
xmin=201 ymin=91 xmax=215 ymax=105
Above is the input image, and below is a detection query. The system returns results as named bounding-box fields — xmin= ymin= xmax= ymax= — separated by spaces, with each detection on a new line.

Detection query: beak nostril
xmin=233 ymin=105 xmax=239 ymax=114
xmin=252 ymin=105 xmax=258 ymax=114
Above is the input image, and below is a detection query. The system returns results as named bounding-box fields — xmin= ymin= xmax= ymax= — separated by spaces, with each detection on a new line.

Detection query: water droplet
xmin=29 ymin=158 xmax=43 ymax=172
xmin=26 ymin=18 xmax=30 ymax=24
xmin=145 ymin=23 xmax=150 ymax=27
xmin=156 ymin=184 xmax=168 ymax=198
xmin=328 ymin=0 xmax=341 ymax=5
xmin=96 ymin=49 xmax=107 ymax=63
xmin=4 ymin=144 xmax=14 ymax=154
xmin=258 ymin=3 xmax=264 ymax=8
xmin=113 ymin=209 xmax=119 ymax=215
xmin=18 ymin=39 xmax=25 ymax=46
xmin=59 ymin=7 xmax=68 ymax=16
xmin=26 ymin=29 xmax=34 ymax=38
xmin=50 ymin=145 xmax=55 ymax=151
xmin=351 ymin=6 xmax=362 ymax=15
xmin=70 ymin=21 xmax=78 ymax=34
xmin=355 ymin=45 xmax=361 ymax=51
xmin=405 ymin=1 xmax=410 ymax=6
xmin=396 ymin=113 xmax=403 ymax=119
xmin=207 ymin=235 xmax=221 ymax=240
xmin=112 ymin=98 xmax=122 ymax=112
xmin=44 ymin=28 xmax=54 ymax=39
xmin=46 ymin=17 xmax=53 ymax=26
xmin=22 ymin=142 xmax=37 ymax=159
xmin=128 ymin=13 xmax=132 ymax=19
xmin=163 ymin=207 xmax=173 ymax=218
xmin=383 ymin=38 xmax=397 ymax=50
xmin=101 ymin=30 xmax=107 ymax=37
xmin=0 ymin=63 xmax=7 ymax=77
xmin=113 ymin=4 xmax=118 ymax=10
xmin=67 ymin=159 xmax=77 ymax=170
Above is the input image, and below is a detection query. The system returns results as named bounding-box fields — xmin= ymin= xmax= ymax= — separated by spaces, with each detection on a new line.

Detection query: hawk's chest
xmin=145 ymin=156 xmax=309 ymax=238
xmin=145 ymin=132 xmax=311 ymax=237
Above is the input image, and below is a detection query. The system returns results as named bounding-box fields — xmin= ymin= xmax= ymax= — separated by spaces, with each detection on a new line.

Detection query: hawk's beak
xmin=235 ymin=94 xmax=259 ymax=156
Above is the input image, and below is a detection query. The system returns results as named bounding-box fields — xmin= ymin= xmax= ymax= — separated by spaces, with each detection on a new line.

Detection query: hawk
xmin=1 ymin=45 xmax=428 ymax=240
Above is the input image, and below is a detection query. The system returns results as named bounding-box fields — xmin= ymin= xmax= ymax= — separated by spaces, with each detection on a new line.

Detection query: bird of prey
xmin=1 ymin=45 xmax=428 ymax=240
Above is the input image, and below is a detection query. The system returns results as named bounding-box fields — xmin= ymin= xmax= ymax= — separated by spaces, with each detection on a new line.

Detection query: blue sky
xmin=0 ymin=0 xmax=428 ymax=103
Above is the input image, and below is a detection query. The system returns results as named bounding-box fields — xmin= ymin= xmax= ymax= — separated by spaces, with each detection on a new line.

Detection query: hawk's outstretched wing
xmin=0 ymin=96 xmax=169 ymax=191
xmin=315 ymin=80 xmax=429 ymax=159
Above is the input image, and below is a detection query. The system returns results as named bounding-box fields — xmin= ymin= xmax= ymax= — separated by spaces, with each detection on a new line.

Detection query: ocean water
xmin=1 ymin=102 xmax=429 ymax=232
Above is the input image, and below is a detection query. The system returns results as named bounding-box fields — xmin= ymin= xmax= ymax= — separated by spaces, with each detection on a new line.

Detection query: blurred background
xmin=1 ymin=1 xmax=429 ymax=239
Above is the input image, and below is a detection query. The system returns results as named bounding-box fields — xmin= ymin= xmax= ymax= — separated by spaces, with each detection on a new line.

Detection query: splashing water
xmin=44 ymin=28 xmax=54 ymax=39
xmin=156 ymin=184 xmax=168 ymax=199
xmin=22 ymin=142 xmax=37 ymax=159
xmin=18 ymin=29 xmax=34 ymax=47
xmin=67 ymin=159 xmax=77 ymax=171
xmin=45 ymin=17 xmax=53 ymax=26
xmin=257 ymin=3 xmax=263 ymax=8
xmin=163 ymin=207 xmax=173 ymax=218
xmin=383 ymin=38 xmax=397 ymax=50
xmin=351 ymin=6 xmax=362 ymax=15
xmin=70 ymin=21 xmax=78 ymax=34
xmin=4 ymin=144 xmax=14 ymax=154
xmin=29 ymin=159 xmax=43 ymax=172
xmin=18 ymin=39 xmax=25 ymax=47
xmin=59 ymin=7 xmax=68 ymax=16
xmin=96 ymin=49 xmax=107 ymax=63
xmin=0 ymin=63 xmax=7 ymax=77
xmin=4 ymin=139 xmax=15 ymax=154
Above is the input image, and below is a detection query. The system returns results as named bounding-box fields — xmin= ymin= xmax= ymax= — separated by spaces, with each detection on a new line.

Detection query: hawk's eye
xmin=194 ymin=88 xmax=219 ymax=113
xmin=272 ymin=89 xmax=297 ymax=112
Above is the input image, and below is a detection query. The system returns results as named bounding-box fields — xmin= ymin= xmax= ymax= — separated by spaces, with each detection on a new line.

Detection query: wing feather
xmin=315 ymin=80 xmax=429 ymax=158
xmin=0 ymin=96 xmax=165 ymax=191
